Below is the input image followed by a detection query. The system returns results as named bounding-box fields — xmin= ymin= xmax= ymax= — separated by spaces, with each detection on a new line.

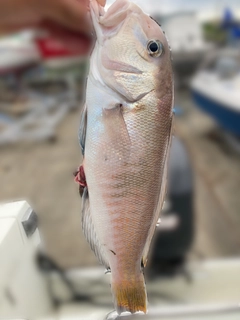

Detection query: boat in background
xmin=190 ymin=48 xmax=240 ymax=136
xmin=0 ymin=28 xmax=89 ymax=145
xmin=0 ymin=27 xmax=91 ymax=75
xmin=153 ymin=12 xmax=212 ymax=79
xmin=0 ymin=30 xmax=40 ymax=75
xmin=221 ymin=7 xmax=240 ymax=47
xmin=1 ymin=201 xmax=240 ymax=320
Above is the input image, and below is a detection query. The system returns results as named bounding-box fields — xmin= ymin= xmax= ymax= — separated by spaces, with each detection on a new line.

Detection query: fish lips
xmin=90 ymin=0 xmax=132 ymax=42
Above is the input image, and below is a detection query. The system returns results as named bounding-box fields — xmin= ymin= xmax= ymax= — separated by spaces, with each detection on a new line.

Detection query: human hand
xmin=0 ymin=0 xmax=106 ymax=34
xmin=0 ymin=0 xmax=106 ymax=54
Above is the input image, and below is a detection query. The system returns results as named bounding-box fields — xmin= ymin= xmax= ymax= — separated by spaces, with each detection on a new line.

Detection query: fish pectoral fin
xmin=78 ymin=104 xmax=87 ymax=156
xmin=102 ymin=104 xmax=131 ymax=160
xmin=82 ymin=188 xmax=110 ymax=269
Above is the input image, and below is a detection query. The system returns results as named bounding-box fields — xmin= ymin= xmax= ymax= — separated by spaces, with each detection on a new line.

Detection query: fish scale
xmin=78 ymin=0 xmax=173 ymax=315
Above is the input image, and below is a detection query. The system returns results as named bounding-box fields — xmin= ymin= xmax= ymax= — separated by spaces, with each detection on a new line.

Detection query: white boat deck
xmin=191 ymin=70 xmax=240 ymax=112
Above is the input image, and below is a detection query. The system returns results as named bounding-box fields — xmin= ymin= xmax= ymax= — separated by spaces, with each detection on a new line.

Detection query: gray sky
xmin=107 ymin=0 xmax=240 ymax=14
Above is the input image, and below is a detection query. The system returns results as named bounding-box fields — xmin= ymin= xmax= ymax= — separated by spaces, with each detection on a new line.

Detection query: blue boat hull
xmin=192 ymin=90 xmax=240 ymax=136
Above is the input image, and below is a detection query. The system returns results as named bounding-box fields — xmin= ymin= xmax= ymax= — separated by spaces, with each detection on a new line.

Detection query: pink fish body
xmin=78 ymin=0 xmax=174 ymax=315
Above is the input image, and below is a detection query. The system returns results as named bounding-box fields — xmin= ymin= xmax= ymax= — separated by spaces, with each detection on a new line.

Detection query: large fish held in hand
xmin=76 ymin=0 xmax=174 ymax=315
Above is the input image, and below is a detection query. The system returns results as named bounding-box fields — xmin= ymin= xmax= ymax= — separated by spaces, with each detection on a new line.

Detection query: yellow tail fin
xmin=111 ymin=273 xmax=147 ymax=315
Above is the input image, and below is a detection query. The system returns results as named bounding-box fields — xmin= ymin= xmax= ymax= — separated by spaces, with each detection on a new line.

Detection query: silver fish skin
xmin=78 ymin=0 xmax=174 ymax=315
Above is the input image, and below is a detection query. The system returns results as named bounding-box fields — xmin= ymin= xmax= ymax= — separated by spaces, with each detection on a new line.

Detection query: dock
xmin=0 ymin=91 xmax=239 ymax=268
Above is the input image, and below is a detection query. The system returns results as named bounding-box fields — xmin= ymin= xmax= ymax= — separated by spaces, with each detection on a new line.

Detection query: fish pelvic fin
xmin=112 ymin=272 xmax=147 ymax=315
xmin=78 ymin=104 xmax=87 ymax=156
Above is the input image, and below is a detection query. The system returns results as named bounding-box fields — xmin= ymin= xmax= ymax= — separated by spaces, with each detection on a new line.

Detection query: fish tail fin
xmin=111 ymin=272 xmax=147 ymax=315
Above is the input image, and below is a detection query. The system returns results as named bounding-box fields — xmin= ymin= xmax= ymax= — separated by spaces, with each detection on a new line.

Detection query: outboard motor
xmin=149 ymin=137 xmax=194 ymax=275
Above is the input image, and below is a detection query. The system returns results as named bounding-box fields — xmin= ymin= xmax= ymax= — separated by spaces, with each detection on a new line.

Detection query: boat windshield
xmin=202 ymin=56 xmax=240 ymax=79
xmin=215 ymin=57 xmax=239 ymax=78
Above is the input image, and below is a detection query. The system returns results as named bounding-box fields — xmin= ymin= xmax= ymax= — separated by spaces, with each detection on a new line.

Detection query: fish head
xmin=90 ymin=0 xmax=173 ymax=102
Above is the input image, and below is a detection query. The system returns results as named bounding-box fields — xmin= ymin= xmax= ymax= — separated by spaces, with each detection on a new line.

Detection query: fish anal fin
xmin=82 ymin=188 xmax=109 ymax=269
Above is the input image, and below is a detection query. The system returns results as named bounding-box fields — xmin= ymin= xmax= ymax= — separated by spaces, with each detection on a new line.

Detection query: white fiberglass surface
xmin=191 ymin=70 xmax=240 ymax=112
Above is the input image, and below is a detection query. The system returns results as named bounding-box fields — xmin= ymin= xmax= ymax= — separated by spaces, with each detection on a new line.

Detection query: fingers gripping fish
xmin=76 ymin=0 xmax=174 ymax=315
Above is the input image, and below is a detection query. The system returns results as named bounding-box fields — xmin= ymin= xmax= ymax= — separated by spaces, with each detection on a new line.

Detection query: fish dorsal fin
xmin=82 ymin=188 xmax=110 ymax=269
xmin=142 ymin=117 xmax=173 ymax=267
xmin=78 ymin=104 xmax=87 ymax=156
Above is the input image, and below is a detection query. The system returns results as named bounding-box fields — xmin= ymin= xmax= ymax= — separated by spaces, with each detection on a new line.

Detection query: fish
xmin=77 ymin=0 xmax=174 ymax=315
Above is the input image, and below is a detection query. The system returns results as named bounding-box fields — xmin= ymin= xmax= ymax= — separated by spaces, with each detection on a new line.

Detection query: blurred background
xmin=0 ymin=0 xmax=240 ymax=319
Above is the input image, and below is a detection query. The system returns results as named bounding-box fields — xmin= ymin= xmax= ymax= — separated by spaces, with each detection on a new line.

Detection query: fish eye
xmin=147 ymin=40 xmax=164 ymax=57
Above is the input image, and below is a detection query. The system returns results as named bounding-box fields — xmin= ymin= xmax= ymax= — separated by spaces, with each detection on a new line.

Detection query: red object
xmin=74 ymin=165 xmax=87 ymax=188
xmin=36 ymin=36 xmax=91 ymax=59
xmin=74 ymin=165 xmax=87 ymax=197
xmin=36 ymin=21 xmax=93 ymax=60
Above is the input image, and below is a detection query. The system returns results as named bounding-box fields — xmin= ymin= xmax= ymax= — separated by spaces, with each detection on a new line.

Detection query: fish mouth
xmin=90 ymin=0 xmax=105 ymax=40
xmin=90 ymin=0 xmax=143 ymax=75
xmin=90 ymin=0 xmax=131 ymax=38
xmin=90 ymin=0 xmax=105 ymax=22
